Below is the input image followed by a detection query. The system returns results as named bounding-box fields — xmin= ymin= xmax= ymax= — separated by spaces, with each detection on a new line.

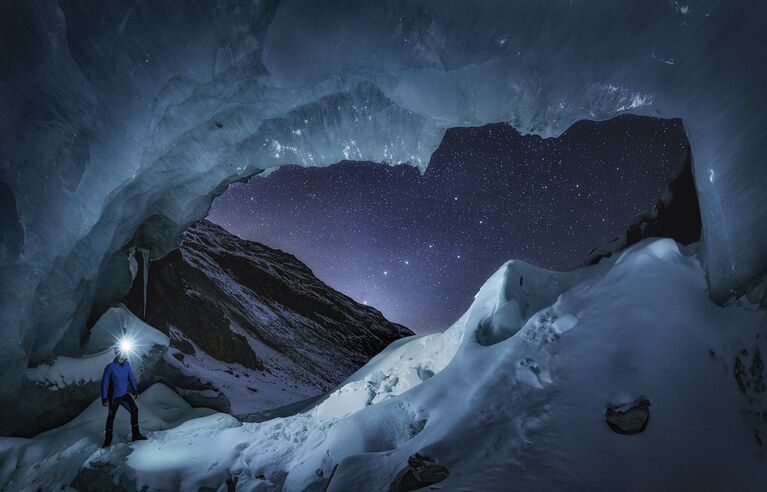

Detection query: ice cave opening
xmin=200 ymin=115 xmax=698 ymax=334
xmin=2 ymin=1 xmax=767 ymax=490
xmin=4 ymin=0 xmax=767 ymax=409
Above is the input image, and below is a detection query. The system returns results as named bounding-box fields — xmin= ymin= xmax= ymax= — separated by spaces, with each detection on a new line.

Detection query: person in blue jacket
xmin=100 ymin=346 xmax=147 ymax=447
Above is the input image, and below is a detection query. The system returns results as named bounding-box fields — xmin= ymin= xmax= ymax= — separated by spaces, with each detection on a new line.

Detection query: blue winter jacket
xmin=100 ymin=357 xmax=138 ymax=400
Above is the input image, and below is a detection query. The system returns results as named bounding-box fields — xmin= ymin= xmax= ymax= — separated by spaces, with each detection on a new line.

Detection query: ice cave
xmin=1 ymin=1 xmax=766 ymax=491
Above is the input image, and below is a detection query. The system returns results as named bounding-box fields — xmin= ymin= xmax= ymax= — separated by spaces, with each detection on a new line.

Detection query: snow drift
xmin=2 ymin=239 xmax=765 ymax=490
xmin=1 ymin=0 xmax=767 ymax=412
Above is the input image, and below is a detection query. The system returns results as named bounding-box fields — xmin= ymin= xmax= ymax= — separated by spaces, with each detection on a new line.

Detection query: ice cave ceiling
xmin=0 ymin=0 xmax=766 ymax=401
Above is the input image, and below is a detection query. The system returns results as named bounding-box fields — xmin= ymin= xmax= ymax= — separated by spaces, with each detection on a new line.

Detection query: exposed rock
xmin=734 ymin=349 xmax=765 ymax=396
xmin=123 ymin=219 xmax=413 ymax=413
xmin=752 ymin=351 xmax=765 ymax=393
xmin=389 ymin=453 xmax=450 ymax=492
xmin=605 ymin=398 xmax=651 ymax=435
xmin=143 ymin=354 xmax=232 ymax=413
xmin=735 ymin=354 xmax=748 ymax=394
xmin=71 ymin=447 xmax=137 ymax=492
xmin=733 ymin=345 xmax=767 ymax=448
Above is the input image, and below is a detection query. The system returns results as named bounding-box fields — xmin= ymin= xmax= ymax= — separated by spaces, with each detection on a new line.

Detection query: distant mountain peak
xmin=124 ymin=219 xmax=413 ymax=414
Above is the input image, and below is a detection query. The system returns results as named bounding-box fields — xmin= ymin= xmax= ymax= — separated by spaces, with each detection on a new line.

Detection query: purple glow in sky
xmin=208 ymin=116 xmax=687 ymax=333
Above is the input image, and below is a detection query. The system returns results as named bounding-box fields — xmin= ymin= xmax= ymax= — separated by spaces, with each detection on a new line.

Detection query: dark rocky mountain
xmin=124 ymin=219 xmax=413 ymax=414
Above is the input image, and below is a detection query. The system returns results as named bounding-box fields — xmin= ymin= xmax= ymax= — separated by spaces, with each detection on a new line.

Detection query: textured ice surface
xmin=4 ymin=240 xmax=765 ymax=490
xmin=1 ymin=1 xmax=766 ymax=402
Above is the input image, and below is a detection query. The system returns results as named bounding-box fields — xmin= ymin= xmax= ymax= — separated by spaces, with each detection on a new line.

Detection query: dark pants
xmin=104 ymin=394 xmax=140 ymax=445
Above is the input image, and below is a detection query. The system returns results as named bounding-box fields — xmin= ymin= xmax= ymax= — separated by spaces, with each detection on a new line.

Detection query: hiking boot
xmin=131 ymin=423 xmax=147 ymax=441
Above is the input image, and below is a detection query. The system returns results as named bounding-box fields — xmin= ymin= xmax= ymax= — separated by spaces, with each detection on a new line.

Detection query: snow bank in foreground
xmin=0 ymin=384 xmax=215 ymax=490
xmin=4 ymin=239 xmax=766 ymax=491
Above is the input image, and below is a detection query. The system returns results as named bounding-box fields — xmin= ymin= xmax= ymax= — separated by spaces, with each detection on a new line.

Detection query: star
xmin=208 ymin=116 xmax=685 ymax=333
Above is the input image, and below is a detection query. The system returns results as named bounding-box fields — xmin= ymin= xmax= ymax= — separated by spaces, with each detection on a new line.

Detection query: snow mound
xmin=6 ymin=239 xmax=765 ymax=491
xmin=472 ymin=260 xmax=594 ymax=346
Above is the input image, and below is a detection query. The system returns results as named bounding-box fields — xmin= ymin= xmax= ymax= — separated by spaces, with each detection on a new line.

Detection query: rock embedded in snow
xmin=734 ymin=349 xmax=765 ymax=396
xmin=389 ymin=453 xmax=450 ymax=492
xmin=605 ymin=398 xmax=652 ymax=435
xmin=731 ymin=343 xmax=767 ymax=449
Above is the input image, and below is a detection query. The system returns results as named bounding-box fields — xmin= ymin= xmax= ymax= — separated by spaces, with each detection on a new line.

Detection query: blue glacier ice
xmin=1 ymin=0 xmax=766 ymax=410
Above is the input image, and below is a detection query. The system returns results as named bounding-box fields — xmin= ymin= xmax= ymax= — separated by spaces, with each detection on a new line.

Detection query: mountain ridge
xmin=124 ymin=219 xmax=414 ymax=413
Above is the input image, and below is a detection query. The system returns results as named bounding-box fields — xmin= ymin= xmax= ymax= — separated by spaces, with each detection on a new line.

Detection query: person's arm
xmin=100 ymin=365 xmax=111 ymax=406
xmin=128 ymin=362 xmax=139 ymax=398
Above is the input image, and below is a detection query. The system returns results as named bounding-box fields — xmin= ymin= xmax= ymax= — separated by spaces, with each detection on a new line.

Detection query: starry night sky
xmin=208 ymin=115 xmax=688 ymax=333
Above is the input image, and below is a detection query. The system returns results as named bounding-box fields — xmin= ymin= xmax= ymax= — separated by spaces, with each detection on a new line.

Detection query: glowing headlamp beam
xmin=117 ymin=335 xmax=135 ymax=357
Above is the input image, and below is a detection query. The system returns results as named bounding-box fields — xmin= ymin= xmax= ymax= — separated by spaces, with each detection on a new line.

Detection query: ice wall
xmin=1 ymin=0 xmax=766 ymax=407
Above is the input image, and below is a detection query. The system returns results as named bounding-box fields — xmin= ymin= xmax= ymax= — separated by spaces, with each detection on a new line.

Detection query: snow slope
xmin=4 ymin=239 xmax=764 ymax=491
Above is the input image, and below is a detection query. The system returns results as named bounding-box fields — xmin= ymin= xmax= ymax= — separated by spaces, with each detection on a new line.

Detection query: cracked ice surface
xmin=1 ymin=1 xmax=766 ymax=401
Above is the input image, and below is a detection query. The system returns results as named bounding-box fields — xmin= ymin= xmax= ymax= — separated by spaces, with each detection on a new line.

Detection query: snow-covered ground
xmin=2 ymin=239 xmax=765 ymax=491
xmin=0 ymin=385 xmax=215 ymax=491
xmin=162 ymin=332 xmax=326 ymax=414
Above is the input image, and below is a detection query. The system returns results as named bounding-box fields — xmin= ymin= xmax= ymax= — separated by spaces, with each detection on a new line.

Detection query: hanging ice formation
xmin=140 ymin=248 xmax=150 ymax=320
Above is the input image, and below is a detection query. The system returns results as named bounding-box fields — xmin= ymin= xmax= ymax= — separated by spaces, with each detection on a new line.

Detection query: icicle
xmin=128 ymin=246 xmax=138 ymax=282
xmin=140 ymin=248 xmax=150 ymax=319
